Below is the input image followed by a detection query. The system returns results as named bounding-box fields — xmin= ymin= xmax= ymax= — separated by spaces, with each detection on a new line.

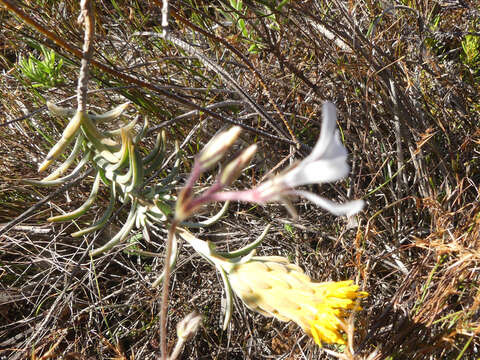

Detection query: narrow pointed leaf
xmin=90 ymin=199 xmax=138 ymax=257
xmin=71 ymin=184 xmax=116 ymax=237
xmin=47 ymin=172 xmax=101 ymax=222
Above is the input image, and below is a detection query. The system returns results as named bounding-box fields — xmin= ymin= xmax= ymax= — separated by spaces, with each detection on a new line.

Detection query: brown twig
xmin=0 ymin=0 xmax=300 ymax=148
xmin=164 ymin=1 xmax=300 ymax=148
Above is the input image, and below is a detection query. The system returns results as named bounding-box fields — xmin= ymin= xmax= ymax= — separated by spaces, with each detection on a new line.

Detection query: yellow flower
xmin=227 ymin=256 xmax=367 ymax=346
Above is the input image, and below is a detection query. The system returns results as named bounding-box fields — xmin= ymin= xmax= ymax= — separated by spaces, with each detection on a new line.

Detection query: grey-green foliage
xmin=27 ymin=102 xmax=178 ymax=257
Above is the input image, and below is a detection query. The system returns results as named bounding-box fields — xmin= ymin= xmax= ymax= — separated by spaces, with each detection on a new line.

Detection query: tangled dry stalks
xmin=1 ymin=1 xmax=479 ymax=359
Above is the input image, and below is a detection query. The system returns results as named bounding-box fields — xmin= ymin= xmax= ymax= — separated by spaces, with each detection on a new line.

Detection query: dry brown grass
xmin=1 ymin=0 xmax=479 ymax=359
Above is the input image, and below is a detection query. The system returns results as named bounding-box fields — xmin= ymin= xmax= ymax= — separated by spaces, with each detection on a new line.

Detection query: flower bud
xmin=197 ymin=126 xmax=242 ymax=171
xmin=176 ymin=311 xmax=202 ymax=341
xmin=219 ymin=144 xmax=257 ymax=186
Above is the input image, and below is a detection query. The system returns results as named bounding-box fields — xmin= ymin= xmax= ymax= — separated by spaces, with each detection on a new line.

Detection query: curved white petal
xmin=282 ymin=158 xmax=350 ymax=187
xmin=254 ymin=102 xmax=360 ymax=213
xmin=322 ymin=130 xmax=348 ymax=160
xmin=294 ymin=190 xmax=364 ymax=216
xmin=305 ymin=102 xmax=345 ymax=162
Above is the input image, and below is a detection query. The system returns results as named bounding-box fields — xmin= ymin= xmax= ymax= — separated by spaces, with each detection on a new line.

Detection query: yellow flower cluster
xmin=227 ymin=256 xmax=367 ymax=346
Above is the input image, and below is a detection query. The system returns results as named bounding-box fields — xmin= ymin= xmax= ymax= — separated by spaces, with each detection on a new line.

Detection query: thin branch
xmin=165 ymin=2 xmax=300 ymax=148
xmin=76 ymin=0 xmax=95 ymax=112
xmin=135 ymin=30 xmax=290 ymax=142
xmin=160 ymin=220 xmax=178 ymax=360
xmin=0 ymin=0 xmax=301 ymax=148
xmin=161 ymin=0 xmax=169 ymax=36
xmin=0 ymin=169 xmax=93 ymax=238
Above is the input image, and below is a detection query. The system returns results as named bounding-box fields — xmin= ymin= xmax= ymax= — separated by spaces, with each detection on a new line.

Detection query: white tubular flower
xmin=282 ymin=102 xmax=349 ymax=187
xmin=179 ymin=102 xmax=363 ymax=219
xmin=254 ymin=102 xmax=363 ymax=217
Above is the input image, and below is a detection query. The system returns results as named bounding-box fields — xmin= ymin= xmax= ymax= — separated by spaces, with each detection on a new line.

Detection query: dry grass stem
xmin=1 ymin=1 xmax=479 ymax=359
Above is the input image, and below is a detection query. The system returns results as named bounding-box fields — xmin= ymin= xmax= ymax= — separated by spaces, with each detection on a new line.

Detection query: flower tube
xmin=209 ymin=102 xmax=364 ymax=217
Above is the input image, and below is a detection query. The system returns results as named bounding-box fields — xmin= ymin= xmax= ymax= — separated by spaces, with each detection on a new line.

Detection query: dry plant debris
xmin=1 ymin=1 xmax=480 ymax=359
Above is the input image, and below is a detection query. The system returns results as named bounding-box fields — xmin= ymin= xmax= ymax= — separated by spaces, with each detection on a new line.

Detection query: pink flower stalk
xmin=175 ymin=127 xmax=256 ymax=222
xmin=209 ymin=102 xmax=364 ymax=217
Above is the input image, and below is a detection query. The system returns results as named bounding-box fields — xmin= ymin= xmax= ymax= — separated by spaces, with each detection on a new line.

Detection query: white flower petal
xmin=305 ymin=102 xmax=346 ymax=162
xmin=282 ymin=158 xmax=350 ymax=187
xmin=324 ymin=130 xmax=348 ymax=160
xmin=294 ymin=190 xmax=364 ymax=216
xmin=253 ymin=102 xmax=362 ymax=216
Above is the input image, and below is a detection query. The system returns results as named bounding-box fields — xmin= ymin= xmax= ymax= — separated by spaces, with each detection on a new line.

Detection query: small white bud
xmin=220 ymin=144 xmax=257 ymax=186
xmin=176 ymin=311 xmax=202 ymax=341
xmin=198 ymin=126 xmax=242 ymax=170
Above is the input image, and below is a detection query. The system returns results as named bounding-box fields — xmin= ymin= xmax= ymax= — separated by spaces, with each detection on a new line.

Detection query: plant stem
xmin=160 ymin=219 xmax=178 ymax=359
xmin=77 ymin=0 xmax=94 ymax=113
